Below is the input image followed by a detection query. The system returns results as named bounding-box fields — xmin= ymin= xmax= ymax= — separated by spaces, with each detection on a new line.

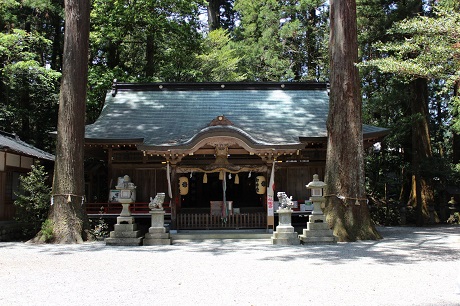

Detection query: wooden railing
xmin=176 ymin=212 xmax=266 ymax=230
xmin=85 ymin=202 xmax=170 ymax=215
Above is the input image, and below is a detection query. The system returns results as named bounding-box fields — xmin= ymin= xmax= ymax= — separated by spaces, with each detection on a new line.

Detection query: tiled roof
xmin=85 ymin=82 xmax=388 ymax=148
xmin=0 ymin=132 xmax=54 ymax=161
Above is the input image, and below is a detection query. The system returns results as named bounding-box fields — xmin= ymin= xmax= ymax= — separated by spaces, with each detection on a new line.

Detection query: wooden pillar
xmin=266 ymin=158 xmax=275 ymax=230
xmin=170 ymin=163 xmax=178 ymax=230
xmin=107 ymin=148 xmax=113 ymax=192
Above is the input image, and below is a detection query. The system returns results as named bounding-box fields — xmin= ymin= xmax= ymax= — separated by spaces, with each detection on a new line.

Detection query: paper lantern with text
xmin=255 ymin=175 xmax=266 ymax=194
xmin=179 ymin=176 xmax=189 ymax=195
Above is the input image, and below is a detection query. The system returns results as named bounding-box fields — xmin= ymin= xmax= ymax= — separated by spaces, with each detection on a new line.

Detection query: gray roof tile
xmin=85 ymin=83 xmax=388 ymax=147
xmin=0 ymin=132 xmax=54 ymax=161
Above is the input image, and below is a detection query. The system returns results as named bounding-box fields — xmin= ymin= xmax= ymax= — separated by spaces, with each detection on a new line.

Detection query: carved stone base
xmin=143 ymin=209 xmax=171 ymax=245
xmin=299 ymin=221 xmax=337 ymax=244
xmin=271 ymin=209 xmax=300 ymax=245
xmin=105 ymin=219 xmax=142 ymax=246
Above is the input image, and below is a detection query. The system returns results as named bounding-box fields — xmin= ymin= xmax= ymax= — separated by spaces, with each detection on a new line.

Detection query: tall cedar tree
xmin=33 ymin=0 xmax=90 ymax=243
xmin=325 ymin=0 xmax=381 ymax=241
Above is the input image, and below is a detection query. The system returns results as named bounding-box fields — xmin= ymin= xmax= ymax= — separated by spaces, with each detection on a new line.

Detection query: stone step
xmin=299 ymin=236 xmax=337 ymax=244
xmin=171 ymin=230 xmax=272 ymax=240
xmin=301 ymin=229 xmax=335 ymax=237
xmin=109 ymin=230 xmax=142 ymax=238
xmin=105 ymin=237 xmax=143 ymax=246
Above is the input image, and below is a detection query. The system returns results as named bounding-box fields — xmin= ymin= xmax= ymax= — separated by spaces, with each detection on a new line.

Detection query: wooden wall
xmin=111 ymin=167 xmax=167 ymax=202
xmin=275 ymin=163 xmax=325 ymax=203
xmin=108 ymin=162 xmax=325 ymax=205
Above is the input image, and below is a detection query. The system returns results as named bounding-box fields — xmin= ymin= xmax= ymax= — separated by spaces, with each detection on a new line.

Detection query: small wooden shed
xmin=0 ymin=131 xmax=54 ymax=220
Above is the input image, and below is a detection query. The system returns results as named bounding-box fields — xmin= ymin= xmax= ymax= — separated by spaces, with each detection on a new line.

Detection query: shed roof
xmin=84 ymin=82 xmax=388 ymax=149
xmin=0 ymin=131 xmax=54 ymax=161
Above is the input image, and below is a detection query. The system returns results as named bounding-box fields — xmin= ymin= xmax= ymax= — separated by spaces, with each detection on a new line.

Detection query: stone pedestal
xmin=143 ymin=209 xmax=171 ymax=245
xmin=271 ymin=208 xmax=300 ymax=245
xmin=299 ymin=197 xmax=336 ymax=244
xmin=105 ymin=200 xmax=143 ymax=246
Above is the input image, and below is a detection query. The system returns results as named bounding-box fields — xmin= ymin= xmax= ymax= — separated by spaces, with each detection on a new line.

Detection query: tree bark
xmin=145 ymin=33 xmax=156 ymax=78
xmin=34 ymin=0 xmax=90 ymax=243
xmin=207 ymin=0 xmax=221 ymax=31
xmin=408 ymin=78 xmax=435 ymax=225
xmin=324 ymin=0 xmax=381 ymax=241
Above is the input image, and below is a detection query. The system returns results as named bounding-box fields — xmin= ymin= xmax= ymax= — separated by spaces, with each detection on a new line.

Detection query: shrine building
xmin=84 ymin=81 xmax=388 ymax=230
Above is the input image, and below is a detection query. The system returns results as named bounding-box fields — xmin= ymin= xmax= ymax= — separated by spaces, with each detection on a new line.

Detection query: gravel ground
xmin=1 ymin=226 xmax=460 ymax=306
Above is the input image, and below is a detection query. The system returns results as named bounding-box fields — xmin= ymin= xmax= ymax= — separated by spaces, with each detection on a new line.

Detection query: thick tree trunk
xmin=34 ymin=0 xmax=90 ymax=243
xmin=207 ymin=0 xmax=221 ymax=31
xmin=408 ymin=78 xmax=435 ymax=225
xmin=145 ymin=33 xmax=156 ymax=78
xmin=324 ymin=0 xmax=380 ymax=241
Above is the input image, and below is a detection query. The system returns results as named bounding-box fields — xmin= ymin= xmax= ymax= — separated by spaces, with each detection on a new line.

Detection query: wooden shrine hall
xmin=83 ymin=81 xmax=388 ymax=230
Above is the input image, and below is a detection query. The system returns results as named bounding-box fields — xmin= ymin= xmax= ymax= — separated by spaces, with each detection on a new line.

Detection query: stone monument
xmin=105 ymin=175 xmax=143 ymax=246
xmin=299 ymin=174 xmax=337 ymax=244
xmin=271 ymin=192 xmax=300 ymax=245
xmin=143 ymin=192 xmax=171 ymax=245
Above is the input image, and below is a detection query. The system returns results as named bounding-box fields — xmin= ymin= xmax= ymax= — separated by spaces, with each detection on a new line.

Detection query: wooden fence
xmin=176 ymin=212 xmax=266 ymax=230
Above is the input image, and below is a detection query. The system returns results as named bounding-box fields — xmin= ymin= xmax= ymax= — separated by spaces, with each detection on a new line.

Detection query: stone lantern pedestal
xmin=105 ymin=176 xmax=142 ymax=246
xmin=271 ymin=208 xmax=300 ymax=245
xmin=105 ymin=198 xmax=143 ymax=246
xmin=299 ymin=174 xmax=336 ymax=244
xmin=143 ymin=209 xmax=171 ymax=245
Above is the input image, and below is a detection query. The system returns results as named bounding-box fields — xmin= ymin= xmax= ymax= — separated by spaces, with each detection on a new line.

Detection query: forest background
xmin=1 ymin=0 xmax=459 ymax=226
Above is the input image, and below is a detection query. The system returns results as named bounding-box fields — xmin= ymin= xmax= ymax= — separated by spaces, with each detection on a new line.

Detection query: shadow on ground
xmin=0 ymin=225 xmax=459 ymax=265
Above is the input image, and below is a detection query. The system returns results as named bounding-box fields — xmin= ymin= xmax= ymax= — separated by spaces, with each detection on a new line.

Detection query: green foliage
xmin=40 ymin=218 xmax=54 ymax=242
xmin=370 ymin=202 xmax=401 ymax=226
xmin=233 ymin=0 xmax=329 ymax=81
xmin=14 ymin=163 xmax=51 ymax=236
xmin=360 ymin=7 xmax=460 ymax=89
xmin=90 ymin=0 xmax=203 ymax=81
xmin=447 ymin=212 xmax=460 ymax=224
xmin=197 ymin=29 xmax=245 ymax=81
xmin=0 ymin=29 xmax=60 ymax=150
xmin=88 ymin=207 xmax=109 ymax=240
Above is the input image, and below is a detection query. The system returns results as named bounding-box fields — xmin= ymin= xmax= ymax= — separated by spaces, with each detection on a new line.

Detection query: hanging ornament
xmin=51 ymin=196 xmax=54 ymax=206
xmin=355 ymin=198 xmax=360 ymax=206
xmin=235 ymin=174 xmax=239 ymax=185
xmin=228 ymin=173 xmax=232 ymax=180
xmin=190 ymin=171 xmax=193 ymax=178
xmin=179 ymin=177 xmax=189 ymax=195
xmin=248 ymin=171 xmax=252 ymax=178
xmin=255 ymin=176 xmax=266 ymax=195
xmin=219 ymin=171 xmax=224 ymax=180
xmin=67 ymin=194 xmax=72 ymax=203
xmin=203 ymin=173 xmax=208 ymax=184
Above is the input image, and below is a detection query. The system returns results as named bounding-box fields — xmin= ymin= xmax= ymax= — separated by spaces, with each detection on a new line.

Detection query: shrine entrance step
xmin=171 ymin=229 xmax=272 ymax=240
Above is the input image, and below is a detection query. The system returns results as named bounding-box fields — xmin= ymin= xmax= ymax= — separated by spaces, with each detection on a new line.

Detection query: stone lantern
xmin=105 ymin=175 xmax=142 ymax=246
xmin=299 ymin=174 xmax=336 ymax=244
xmin=306 ymin=174 xmax=326 ymax=220
xmin=117 ymin=175 xmax=136 ymax=220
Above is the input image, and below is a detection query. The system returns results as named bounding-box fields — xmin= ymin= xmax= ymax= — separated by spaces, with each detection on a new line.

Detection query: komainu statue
xmin=149 ymin=192 xmax=165 ymax=210
xmin=277 ymin=192 xmax=293 ymax=209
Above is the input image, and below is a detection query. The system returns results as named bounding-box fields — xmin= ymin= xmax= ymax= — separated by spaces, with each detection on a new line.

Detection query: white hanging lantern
xmin=179 ymin=176 xmax=189 ymax=195
xmin=255 ymin=175 xmax=266 ymax=195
